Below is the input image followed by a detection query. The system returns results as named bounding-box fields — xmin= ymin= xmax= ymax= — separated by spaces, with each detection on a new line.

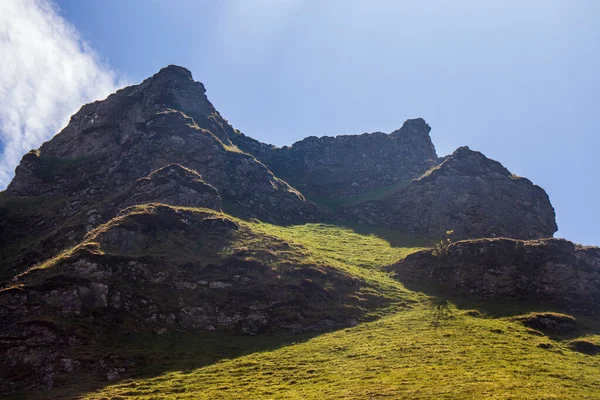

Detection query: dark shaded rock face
xmin=390 ymin=238 xmax=600 ymax=314
xmin=568 ymin=340 xmax=600 ymax=355
xmin=344 ymin=147 xmax=558 ymax=240
xmin=241 ymin=118 xmax=438 ymax=199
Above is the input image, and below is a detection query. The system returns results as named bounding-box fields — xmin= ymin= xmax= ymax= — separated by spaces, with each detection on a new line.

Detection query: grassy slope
xmin=22 ymin=214 xmax=597 ymax=400
xmin=79 ymin=307 xmax=600 ymax=400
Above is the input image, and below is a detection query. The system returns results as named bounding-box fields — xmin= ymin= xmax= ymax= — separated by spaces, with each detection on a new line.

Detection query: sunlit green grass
xmin=78 ymin=305 xmax=600 ymax=400
xmin=248 ymin=221 xmax=424 ymax=271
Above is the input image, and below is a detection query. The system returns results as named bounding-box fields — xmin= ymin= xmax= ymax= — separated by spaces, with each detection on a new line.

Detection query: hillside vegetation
xmin=15 ymin=213 xmax=599 ymax=399
xmin=77 ymin=307 xmax=600 ymax=400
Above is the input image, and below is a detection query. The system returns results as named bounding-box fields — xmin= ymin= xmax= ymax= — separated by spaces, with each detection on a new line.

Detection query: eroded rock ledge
xmin=389 ymin=238 xmax=600 ymax=314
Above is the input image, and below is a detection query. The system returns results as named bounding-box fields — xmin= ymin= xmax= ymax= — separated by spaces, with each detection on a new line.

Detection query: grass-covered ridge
xmin=11 ymin=204 xmax=424 ymax=308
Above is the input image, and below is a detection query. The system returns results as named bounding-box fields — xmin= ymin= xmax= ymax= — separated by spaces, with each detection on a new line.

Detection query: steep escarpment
xmin=230 ymin=119 xmax=557 ymax=241
xmin=5 ymin=66 xmax=312 ymax=220
xmin=1 ymin=66 xmax=317 ymax=280
xmin=343 ymin=147 xmax=557 ymax=240
xmin=390 ymin=237 xmax=600 ymax=314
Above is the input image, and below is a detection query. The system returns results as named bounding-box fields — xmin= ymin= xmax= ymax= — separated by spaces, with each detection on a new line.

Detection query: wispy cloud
xmin=0 ymin=0 xmax=120 ymax=189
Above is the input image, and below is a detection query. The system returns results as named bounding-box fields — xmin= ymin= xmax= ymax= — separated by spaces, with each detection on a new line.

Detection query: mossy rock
xmin=568 ymin=340 xmax=599 ymax=355
xmin=514 ymin=313 xmax=576 ymax=335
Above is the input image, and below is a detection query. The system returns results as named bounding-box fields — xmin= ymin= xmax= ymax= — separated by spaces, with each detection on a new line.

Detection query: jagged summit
xmin=246 ymin=118 xmax=438 ymax=199
xmin=153 ymin=64 xmax=194 ymax=79
xmin=390 ymin=117 xmax=431 ymax=136
xmin=141 ymin=64 xmax=202 ymax=93
xmin=3 ymin=64 xmax=557 ymax=245
xmin=420 ymin=146 xmax=513 ymax=180
xmin=0 ymin=64 xmax=559 ymax=267
xmin=134 ymin=64 xmax=212 ymax=124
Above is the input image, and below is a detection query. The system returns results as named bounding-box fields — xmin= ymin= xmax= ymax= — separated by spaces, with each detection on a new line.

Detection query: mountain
xmin=0 ymin=66 xmax=318 ymax=282
xmin=0 ymin=66 xmax=598 ymax=398
xmin=343 ymin=146 xmax=557 ymax=239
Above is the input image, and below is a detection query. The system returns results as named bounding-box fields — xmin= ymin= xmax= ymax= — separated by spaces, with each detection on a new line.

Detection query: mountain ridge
xmin=1 ymin=65 xmax=596 ymax=397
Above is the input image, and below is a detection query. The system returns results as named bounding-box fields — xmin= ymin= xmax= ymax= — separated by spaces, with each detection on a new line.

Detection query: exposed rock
xmin=390 ymin=238 xmax=600 ymax=313
xmin=120 ymin=163 xmax=222 ymax=210
xmin=0 ymin=66 xmax=318 ymax=280
xmin=242 ymin=118 xmax=438 ymax=199
xmin=345 ymin=147 xmax=557 ymax=240
xmin=5 ymin=66 xmax=313 ymax=227
xmin=515 ymin=313 xmax=577 ymax=334
xmin=568 ymin=340 xmax=600 ymax=355
xmin=0 ymin=205 xmax=385 ymax=391
xmin=0 ymin=64 xmax=573 ymax=394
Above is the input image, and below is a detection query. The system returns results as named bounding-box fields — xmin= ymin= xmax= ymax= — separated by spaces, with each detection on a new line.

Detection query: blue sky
xmin=1 ymin=1 xmax=599 ymax=245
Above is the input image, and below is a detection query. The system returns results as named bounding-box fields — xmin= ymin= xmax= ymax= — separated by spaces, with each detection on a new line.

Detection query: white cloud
xmin=0 ymin=0 xmax=120 ymax=189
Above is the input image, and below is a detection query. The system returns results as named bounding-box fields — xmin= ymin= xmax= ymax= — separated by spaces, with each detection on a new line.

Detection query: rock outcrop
xmin=390 ymin=238 xmax=600 ymax=314
xmin=240 ymin=118 xmax=438 ymax=199
xmin=344 ymin=147 xmax=557 ymax=240
xmin=1 ymin=66 xmax=318 ymax=280
xmin=0 ymin=205 xmax=383 ymax=391
xmin=119 ymin=163 xmax=221 ymax=210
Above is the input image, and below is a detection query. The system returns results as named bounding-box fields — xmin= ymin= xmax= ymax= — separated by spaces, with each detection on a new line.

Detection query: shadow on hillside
xmin=23 ymin=329 xmax=325 ymax=400
xmin=334 ymin=220 xmax=434 ymax=248
xmin=397 ymin=280 xmax=600 ymax=337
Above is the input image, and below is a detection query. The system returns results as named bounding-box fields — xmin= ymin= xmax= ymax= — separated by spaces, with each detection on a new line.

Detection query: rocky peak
xmin=246 ymin=118 xmax=439 ymax=199
xmin=390 ymin=118 xmax=431 ymax=136
xmin=418 ymin=146 xmax=512 ymax=182
xmin=1 ymin=66 xmax=319 ymax=278
xmin=135 ymin=65 xmax=212 ymax=122
xmin=151 ymin=64 xmax=195 ymax=81
xmin=343 ymin=145 xmax=557 ymax=240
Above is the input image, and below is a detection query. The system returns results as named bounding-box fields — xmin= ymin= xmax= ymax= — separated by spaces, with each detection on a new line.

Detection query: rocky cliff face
xmin=343 ymin=147 xmax=558 ymax=240
xmin=0 ymin=64 xmax=560 ymax=285
xmin=229 ymin=118 xmax=556 ymax=241
xmin=238 ymin=118 xmax=438 ymax=199
xmin=1 ymin=66 xmax=318 ymax=279
xmin=390 ymin=238 xmax=600 ymax=314
xmin=5 ymin=66 xmax=313 ymax=223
